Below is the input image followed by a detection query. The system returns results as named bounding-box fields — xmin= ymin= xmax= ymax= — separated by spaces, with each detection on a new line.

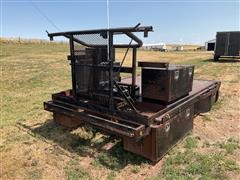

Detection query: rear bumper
xmin=44 ymin=100 xmax=146 ymax=139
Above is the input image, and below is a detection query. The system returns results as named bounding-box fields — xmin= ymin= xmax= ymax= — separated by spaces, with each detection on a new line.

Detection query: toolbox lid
xmin=141 ymin=64 xmax=194 ymax=71
xmin=138 ymin=61 xmax=194 ymax=70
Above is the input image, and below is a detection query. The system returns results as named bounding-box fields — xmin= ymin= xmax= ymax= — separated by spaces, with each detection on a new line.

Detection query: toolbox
xmin=140 ymin=62 xmax=194 ymax=103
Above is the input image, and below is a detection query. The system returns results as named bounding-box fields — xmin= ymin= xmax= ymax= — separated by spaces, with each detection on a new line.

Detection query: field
xmin=1 ymin=40 xmax=240 ymax=180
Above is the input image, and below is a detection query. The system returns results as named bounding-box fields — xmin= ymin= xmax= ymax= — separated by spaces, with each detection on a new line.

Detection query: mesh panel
xmin=73 ymin=33 xmax=108 ymax=46
xmin=73 ymin=42 xmax=85 ymax=55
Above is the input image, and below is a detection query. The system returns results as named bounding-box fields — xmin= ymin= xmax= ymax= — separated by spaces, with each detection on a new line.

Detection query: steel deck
xmin=44 ymin=79 xmax=220 ymax=140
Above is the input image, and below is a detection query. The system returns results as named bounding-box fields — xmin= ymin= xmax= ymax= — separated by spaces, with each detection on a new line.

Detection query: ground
xmin=1 ymin=40 xmax=240 ymax=180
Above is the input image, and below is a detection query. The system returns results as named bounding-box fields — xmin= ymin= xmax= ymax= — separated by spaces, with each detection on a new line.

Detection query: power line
xmin=30 ymin=2 xmax=61 ymax=31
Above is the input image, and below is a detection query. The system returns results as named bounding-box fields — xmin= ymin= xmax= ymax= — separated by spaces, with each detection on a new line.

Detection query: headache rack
xmin=47 ymin=23 xmax=153 ymax=113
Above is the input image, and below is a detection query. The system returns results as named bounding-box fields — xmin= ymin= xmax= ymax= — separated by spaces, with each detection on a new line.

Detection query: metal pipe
xmin=69 ymin=35 xmax=77 ymax=100
xmin=132 ymin=47 xmax=137 ymax=98
xmin=108 ymin=32 xmax=114 ymax=112
xmin=125 ymin=32 xmax=143 ymax=47
xmin=47 ymin=26 xmax=153 ymax=37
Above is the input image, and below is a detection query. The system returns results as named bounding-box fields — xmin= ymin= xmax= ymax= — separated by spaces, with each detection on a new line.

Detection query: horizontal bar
xmin=67 ymin=55 xmax=92 ymax=60
xmin=50 ymin=96 xmax=144 ymax=128
xmin=48 ymin=26 xmax=153 ymax=37
xmin=54 ymin=99 xmax=144 ymax=129
xmin=138 ymin=61 xmax=169 ymax=68
xmin=51 ymin=89 xmax=153 ymax=125
xmin=66 ymin=62 xmax=133 ymax=73
xmin=118 ymin=67 xmax=133 ymax=73
xmin=44 ymin=101 xmax=145 ymax=138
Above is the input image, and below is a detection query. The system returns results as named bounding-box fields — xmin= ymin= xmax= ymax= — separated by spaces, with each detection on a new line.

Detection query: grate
xmin=73 ymin=33 xmax=108 ymax=47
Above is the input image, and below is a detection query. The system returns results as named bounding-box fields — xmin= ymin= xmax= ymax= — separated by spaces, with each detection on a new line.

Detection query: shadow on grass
xmin=203 ymin=58 xmax=240 ymax=63
xmin=17 ymin=119 xmax=149 ymax=170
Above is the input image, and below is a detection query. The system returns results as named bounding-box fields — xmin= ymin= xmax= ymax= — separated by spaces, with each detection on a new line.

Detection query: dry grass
xmin=1 ymin=40 xmax=240 ymax=179
xmin=0 ymin=37 xmax=66 ymax=45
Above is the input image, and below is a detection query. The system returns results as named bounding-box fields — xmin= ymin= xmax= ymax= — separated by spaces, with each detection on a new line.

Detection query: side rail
xmin=153 ymin=81 xmax=221 ymax=125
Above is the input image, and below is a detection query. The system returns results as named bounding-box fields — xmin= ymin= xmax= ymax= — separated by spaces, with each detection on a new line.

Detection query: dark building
xmin=205 ymin=39 xmax=216 ymax=51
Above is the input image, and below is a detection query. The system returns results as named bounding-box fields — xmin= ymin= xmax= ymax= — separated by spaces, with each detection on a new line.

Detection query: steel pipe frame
xmin=47 ymin=25 xmax=153 ymax=112
xmin=47 ymin=25 xmax=153 ymax=48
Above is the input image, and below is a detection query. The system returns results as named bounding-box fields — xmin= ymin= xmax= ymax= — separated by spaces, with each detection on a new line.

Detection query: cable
xmin=30 ymin=2 xmax=61 ymax=31
xmin=118 ymin=39 xmax=133 ymax=73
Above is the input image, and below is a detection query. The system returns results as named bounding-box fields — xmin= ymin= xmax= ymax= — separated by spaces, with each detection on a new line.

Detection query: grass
xmin=92 ymin=142 xmax=147 ymax=171
xmin=212 ymin=96 xmax=224 ymax=111
xmin=106 ymin=171 xmax=117 ymax=180
xmin=26 ymin=169 xmax=43 ymax=180
xmin=130 ymin=165 xmax=141 ymax=174
xmin=1 ymin=42 xmax=70 ymax=127
xmin=154 ymin=138 xmax=240 ymax=180
xmin=184 ymin=136 xmax=198 ymax=149
xmin=1 ymin=40 xmax=240 ymax=179
xmin=217 ymin=138 xmax=239 ymax=154
xmin=64 ymin=159 xmax=92 ymax=180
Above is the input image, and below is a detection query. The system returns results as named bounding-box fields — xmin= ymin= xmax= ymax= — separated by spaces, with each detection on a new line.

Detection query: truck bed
xmin=44 ymin=79 xmax=220 ymax=140
xmin=122 ymin=77 xmax=219 ymax=117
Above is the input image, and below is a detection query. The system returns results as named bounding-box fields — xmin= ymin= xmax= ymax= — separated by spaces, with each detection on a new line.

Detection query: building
xmin=173 ymin=45 xmax=184 ymax=51
xmin=142 ymin=43 xmax=167 ymax=52
xmin=205 ymin=39 xmax=216 ymax=51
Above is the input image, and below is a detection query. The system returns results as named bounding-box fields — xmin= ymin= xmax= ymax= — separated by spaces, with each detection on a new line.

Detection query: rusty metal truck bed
xmin=44 ymin=79 xmax=220 ymax=161
xmin=44 ymin=25 xmax=220 ymax=161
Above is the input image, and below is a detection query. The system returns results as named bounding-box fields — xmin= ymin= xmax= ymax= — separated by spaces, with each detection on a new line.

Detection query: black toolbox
xmin=139 ymin=62 xmax=194 ymax=103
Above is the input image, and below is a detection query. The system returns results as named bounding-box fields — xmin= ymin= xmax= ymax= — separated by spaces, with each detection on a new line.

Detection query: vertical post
xmin=69 ymin=35 xmax=77 ymax=100
xmin=108 ymin=31 xmax=114 ymax=112
xmin=132 ymin=47 xmax=137 ymax=98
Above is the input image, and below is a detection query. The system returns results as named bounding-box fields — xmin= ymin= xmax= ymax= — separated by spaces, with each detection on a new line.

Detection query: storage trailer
xmin=214 ymin=31 xmax=240 ymax=61
xmin=44 ymin=24 xmax=221 ymax=162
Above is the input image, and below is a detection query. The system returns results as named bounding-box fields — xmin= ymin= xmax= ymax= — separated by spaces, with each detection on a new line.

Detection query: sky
xmin=1 ymin=0 xmax=239 ymax=44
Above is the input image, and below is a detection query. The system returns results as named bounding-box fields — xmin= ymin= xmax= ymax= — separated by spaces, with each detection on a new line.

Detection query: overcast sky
xmin=1 ymin=0 xmax=239 ymax=44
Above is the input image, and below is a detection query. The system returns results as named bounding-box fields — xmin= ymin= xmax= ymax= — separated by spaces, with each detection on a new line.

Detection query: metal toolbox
xmin=140 ymin=62 xmax=194 ymax=103
xmin=123 ymin=104 xmax=194 ymax=162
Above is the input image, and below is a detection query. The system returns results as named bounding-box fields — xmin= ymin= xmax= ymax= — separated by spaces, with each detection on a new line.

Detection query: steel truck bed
xmin=44 ymin=25 xmax=221 ymax=162
xmin=44 ymin=79 xmax=220 ymax=161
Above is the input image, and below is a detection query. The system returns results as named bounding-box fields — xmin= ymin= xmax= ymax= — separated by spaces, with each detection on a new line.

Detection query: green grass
xmin=154 ymin=138 xmax=240 ymax=180
xmin=64 ymin=159 xmax=92 ymax=180
xmin=217 ymin=138 xmax=239 ymax=154
xmin=1 ymin=42 xmax=70 ymax=127
xmin=92 ymin=142 xmax=147 ymax=171
xmin=202 ymin=115 xmax=213 ymax=122
xmin=26 ymin=168 xmax=43 ymax=180
xmin=130 ymin=165 xmax=141 ymax=174
xmin=106 ymin=171 xmax=117 ymax=180
xmin=212 ymin=97 xmax=224 ymax=111
xmin=184 ymin=136 xmax=198 ymax=149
